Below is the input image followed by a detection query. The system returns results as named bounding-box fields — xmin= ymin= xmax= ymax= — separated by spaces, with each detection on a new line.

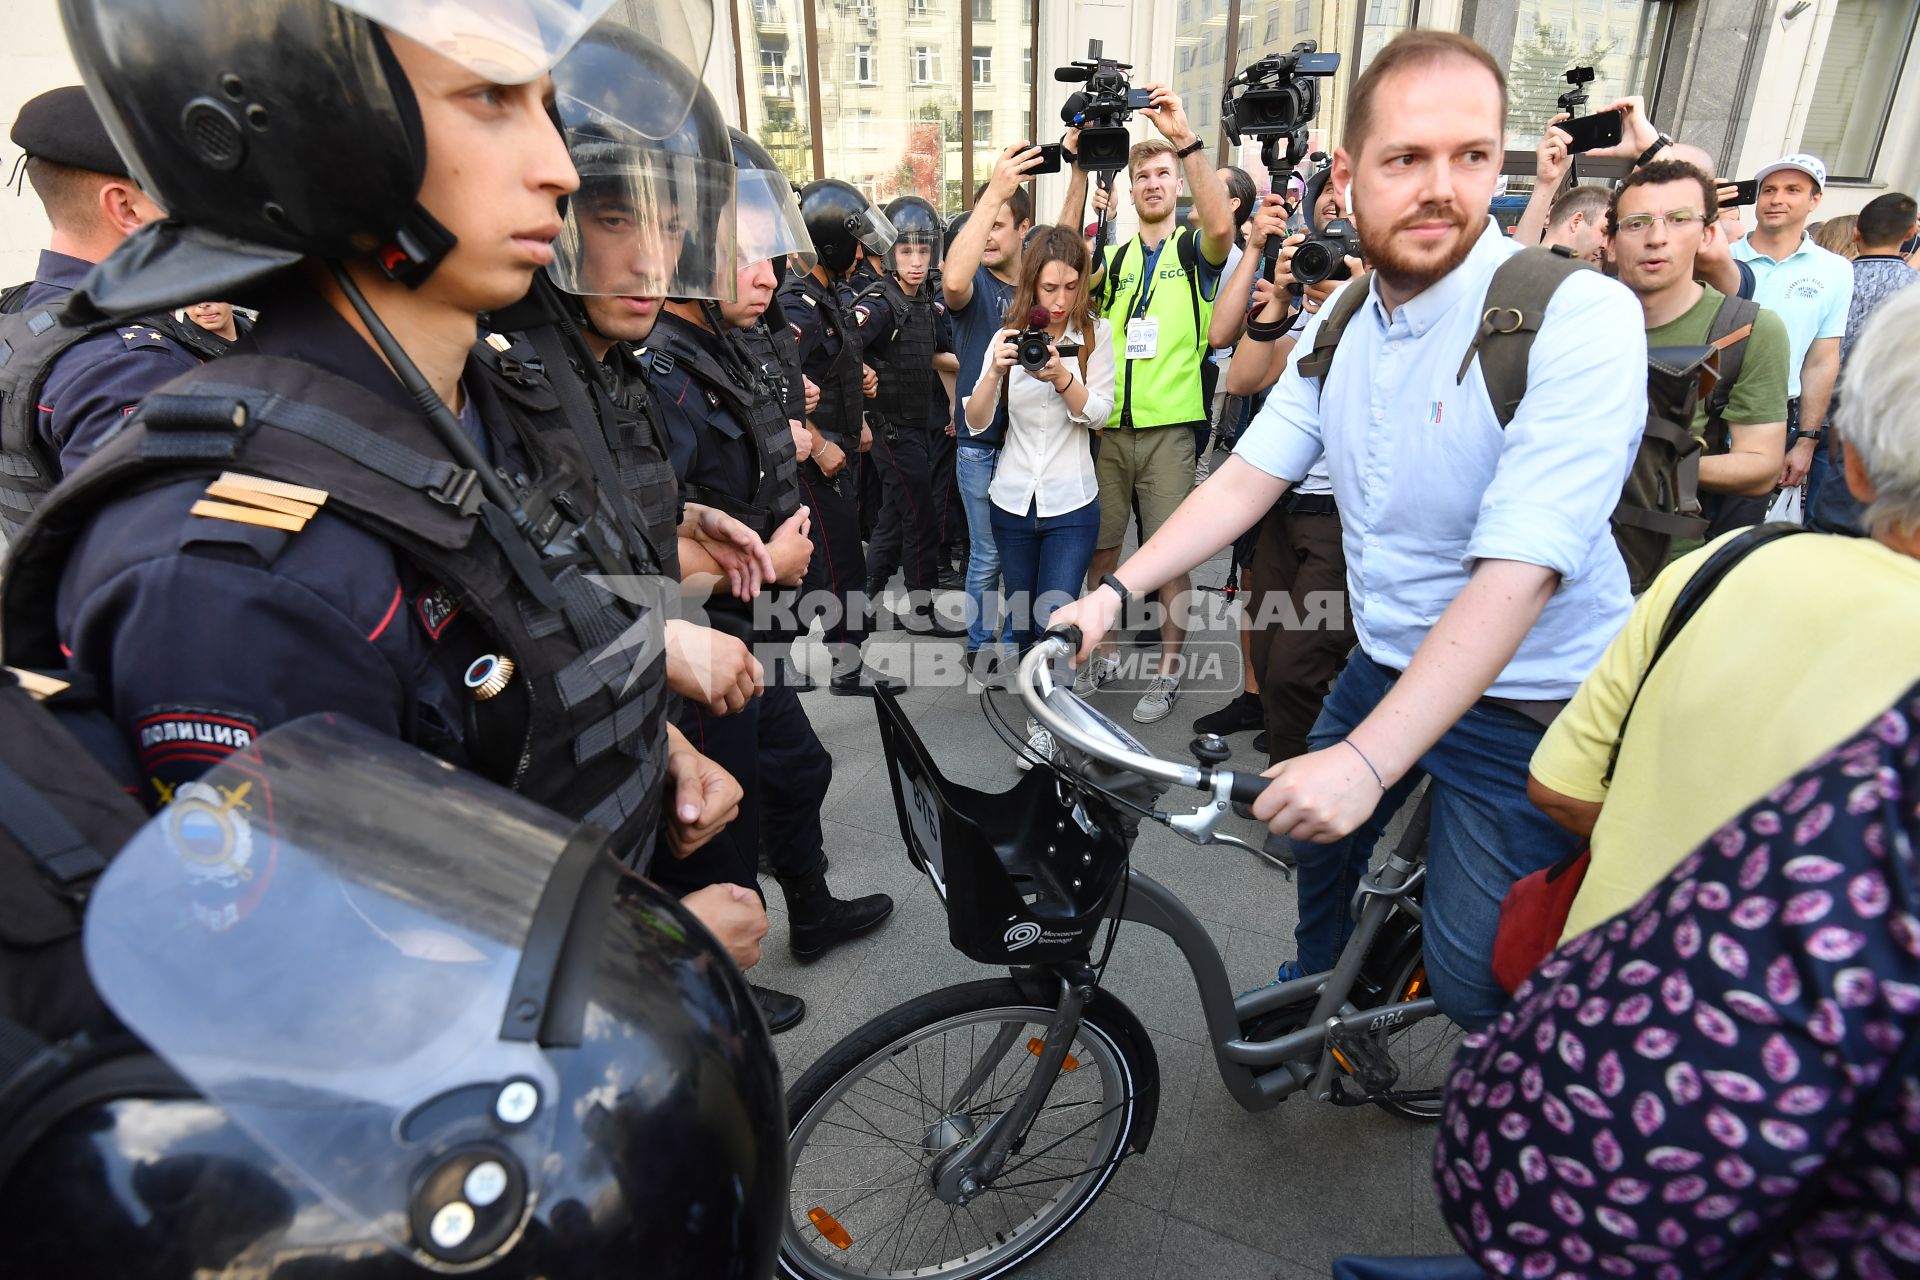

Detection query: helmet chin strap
xmin=373 ymin=202 xmax=458 ymax=288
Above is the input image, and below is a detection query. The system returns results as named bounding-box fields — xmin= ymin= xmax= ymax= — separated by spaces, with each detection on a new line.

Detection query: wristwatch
xmin=1633 ymin=132 xmax=1674 ymax=169
xmin=1174 ymin=137 xmax=1206 ymax=160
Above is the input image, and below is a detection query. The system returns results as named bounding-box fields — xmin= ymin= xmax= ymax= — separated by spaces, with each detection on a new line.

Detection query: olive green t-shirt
xmin=1645 ymin=284 xmax=1790 ymax=440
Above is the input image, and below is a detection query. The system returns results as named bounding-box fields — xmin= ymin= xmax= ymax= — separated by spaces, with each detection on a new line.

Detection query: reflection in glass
xmin=1503 ymin=0 xmax=1670 ymax=144
xmin=1800 ymin=0 xmax=1920 ymax=180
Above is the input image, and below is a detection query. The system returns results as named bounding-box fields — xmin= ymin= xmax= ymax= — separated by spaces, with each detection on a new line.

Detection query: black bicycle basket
xmin=873 ymin=687 xmax=1130 ymax=964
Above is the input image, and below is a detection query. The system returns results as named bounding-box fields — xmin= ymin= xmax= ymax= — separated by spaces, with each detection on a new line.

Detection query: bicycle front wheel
xmin=780 ymin=979 xmax=1147 ymax=1280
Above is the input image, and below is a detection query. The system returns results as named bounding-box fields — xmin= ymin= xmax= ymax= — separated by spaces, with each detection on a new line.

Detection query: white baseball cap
xmin=1753 ymin=153 xmax=1828 ymax=191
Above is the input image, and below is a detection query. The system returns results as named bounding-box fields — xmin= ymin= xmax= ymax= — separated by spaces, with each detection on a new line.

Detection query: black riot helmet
xmin=798 ymin=178 xmax=897 ymax=276
xmin=548 ymin=14 xmax=736 ymax=302
xmin=56 ymin=0 xmax=716 ymax=294
xmin=0 ymin=716 xmax=785 ymax=1278
xmin=882 ymin=194 xmax=944 ymax=276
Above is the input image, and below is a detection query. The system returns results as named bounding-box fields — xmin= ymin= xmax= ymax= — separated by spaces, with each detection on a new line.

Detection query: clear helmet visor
xmin=547 ymin=129 xmax=738 ymax=300
xmin=736 ymin=170 xmax=815 ymax=272
xmin=334 ymin=0 xmax=676 ymax=84
xmin=884 ymin=230 xmax=941 ymax=277
xmin=85 ymin=717 xmax=596 ymax=1269
xmin=851 ymin=203 xmax=898 ymax=258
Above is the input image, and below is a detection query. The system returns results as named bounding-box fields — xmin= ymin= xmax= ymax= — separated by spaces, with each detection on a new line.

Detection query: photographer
xmin=1058 ymin=84 xmax=1237 ymax=725
xmin=1050 ymin=31 xmax=1647 ymax=1029
xmin=963 ymin=229 xmax=1114 ymax=672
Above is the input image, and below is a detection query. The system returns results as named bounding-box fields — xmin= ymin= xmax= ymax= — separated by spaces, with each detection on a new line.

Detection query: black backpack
xmin=1297 ymin=247 xmax=1759 ymax=593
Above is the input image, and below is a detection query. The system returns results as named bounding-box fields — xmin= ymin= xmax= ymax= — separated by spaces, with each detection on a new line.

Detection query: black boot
xmin=780 ymin=866 xmax=894 ymax=962
xmin=751 ymin=984 xmax=807 ymax=1034
xmin=830 ymin=666 xmax=906 ymax=696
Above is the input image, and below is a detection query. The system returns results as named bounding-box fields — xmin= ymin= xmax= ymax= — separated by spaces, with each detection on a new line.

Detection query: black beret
xmin=9 ymin=85 xmax=130 ymax=178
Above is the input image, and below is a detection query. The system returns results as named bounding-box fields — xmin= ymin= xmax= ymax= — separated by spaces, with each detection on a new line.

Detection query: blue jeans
xmin=990 ymin=498 xmax=1100 ymax=647
xmin=1807 ymin=442 xmax=1867 ymax=535
xmin=957 ymin=445 xmax=1012 ymax=649
xmin=1289 ymin=652 xmax=1581 ymax=1030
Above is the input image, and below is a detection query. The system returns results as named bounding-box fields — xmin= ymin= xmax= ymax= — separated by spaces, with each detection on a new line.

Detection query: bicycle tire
xmin=779 ymin=979 xmax=1148 ymax=1280
xmin=1372 ymin=952 xmax=1466 ymax=1122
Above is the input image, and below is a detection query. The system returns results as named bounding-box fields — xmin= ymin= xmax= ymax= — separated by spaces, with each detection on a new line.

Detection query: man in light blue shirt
xmin=1731 ymin=153 xmax=1853 ymax=513
xmin=1052 ymin=30 xmax=1647 ymax=1028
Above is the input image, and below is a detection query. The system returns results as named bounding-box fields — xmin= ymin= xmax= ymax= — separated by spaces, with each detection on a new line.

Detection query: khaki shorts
xmin=1095 ymin=427 xmax=1197 ymax=549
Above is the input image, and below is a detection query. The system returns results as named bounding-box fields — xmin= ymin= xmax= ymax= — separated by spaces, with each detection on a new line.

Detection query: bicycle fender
xmin=1010 ymin=967 xmax=1161 ymax=1154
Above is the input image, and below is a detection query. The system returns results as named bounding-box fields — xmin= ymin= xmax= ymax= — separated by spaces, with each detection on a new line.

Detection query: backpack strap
xmin=1454 ymin=247 xmax=1592 ymax=427
xmin=1603 ymin=521 xmax=1806 ymax=785
xmin=1699 ymin=293 xmax=1761 ymax=451
xmin=0 ymin=282 xmax=29 ymax=315
xmin=1099 ymin=241 xmax=1131 ymax=314
xmin=1295 ymin=272 xmax=1375 ymax=386
xmin=1177 ymin=228 xmax=1204 ymax=351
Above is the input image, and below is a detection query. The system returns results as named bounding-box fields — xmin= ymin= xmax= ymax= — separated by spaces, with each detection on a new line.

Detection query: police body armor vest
xmin=726 ymin=321 xmax=803 ymax=524
xmin=593 ymin=348 xmax=684 ymax=584
xmin=646 ymin=320 xmax=797 ymax=542
xmin=0 ymin=354 xmax=671 ymax=865
xmin=0 ymin=290 xmax=226 ymax=543
xmin=871 ymin=278 xmax=937 ymax=430
xmin=779 ymin=273 xmax=863 ymax=447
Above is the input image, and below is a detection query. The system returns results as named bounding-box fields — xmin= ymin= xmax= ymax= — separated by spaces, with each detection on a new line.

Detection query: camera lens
xmin=1292 ymin=241 xmax=1332 ymax=285
xmin=1018 ymin=332 xmax=1052 ymax=372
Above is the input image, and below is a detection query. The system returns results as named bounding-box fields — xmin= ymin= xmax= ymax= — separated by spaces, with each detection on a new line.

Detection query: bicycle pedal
xmin=1327 ymin=1022 xmax=1400 ymax=1093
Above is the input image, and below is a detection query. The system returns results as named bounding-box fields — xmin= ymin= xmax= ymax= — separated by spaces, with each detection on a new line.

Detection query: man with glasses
xmin=1606 ymin=160 xmax=1789 ymax=550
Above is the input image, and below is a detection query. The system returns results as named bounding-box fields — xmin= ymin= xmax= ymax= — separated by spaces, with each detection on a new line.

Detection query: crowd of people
xmin=3 ymin=0 xmax=1920 ymax=1272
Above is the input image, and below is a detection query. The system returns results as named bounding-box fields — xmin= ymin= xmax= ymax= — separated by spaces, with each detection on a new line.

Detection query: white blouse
xmin=964 ymin=318 xmax=1115 ymax=518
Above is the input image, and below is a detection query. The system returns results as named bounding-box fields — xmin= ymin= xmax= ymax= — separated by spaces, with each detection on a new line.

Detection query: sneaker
xmin=1238 ymin=958 xmax=1309 ymax=999
xmin=1192 ymin=690 xmax=1263 ymax=736
xmin=1132 ymin=674 xmax=1181 ymax=724
xmin=1072 ymin=652 xmax=1120 ymax=696
xmin=1016 ymin=719 xmax=1056 ymax=771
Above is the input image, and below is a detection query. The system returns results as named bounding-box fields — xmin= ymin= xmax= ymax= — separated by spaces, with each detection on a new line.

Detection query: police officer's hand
xmin=665 ymin=619 xmax=765 ymax=715
xmin=683 ymin=503 xmax=778 ymax=600
xmin=1252 ymin=742 xmax=1388 ymax=844
xmin=816 ymin=439 xmax=848 ymax=476
xmin=678 ymin=884 xmax=767 ymax=970
xmin=664 ymin=725 xmax=745 ymax=858
xmin=790 ymin=419 xmax=813 ymax=463
xmin=858 ymin=421 xmax=874 ymax=452
xmin=803 ymin=376 xmax=821 ymax=414
xmin=769 ymin=506 xmax=814 ymax=585
xmin=862 ymin=363 xmax=879 ymax=398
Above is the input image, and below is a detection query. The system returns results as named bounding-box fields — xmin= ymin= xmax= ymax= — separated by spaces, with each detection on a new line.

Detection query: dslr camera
xmin=1056 ymin=40 xmax=1147 ymax=173
xmin=1221 ymin=42 xmax=1341 ymax=148
xmin=1291 ymin=161 xmax=1361 ymax=286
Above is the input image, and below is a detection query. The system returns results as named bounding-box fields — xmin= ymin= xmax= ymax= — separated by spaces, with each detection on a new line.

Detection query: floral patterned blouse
xmin=1434 ymin=683 xmax=1920 ymax=1278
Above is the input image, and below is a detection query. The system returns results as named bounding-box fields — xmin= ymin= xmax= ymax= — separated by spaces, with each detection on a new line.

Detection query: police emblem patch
xmin=416 ymin=583 xmax=463 ymax=640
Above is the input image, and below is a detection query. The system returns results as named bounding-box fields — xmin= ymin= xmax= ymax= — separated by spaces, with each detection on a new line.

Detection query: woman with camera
xmin=964 ymin=229 xmax=1115 ymax=753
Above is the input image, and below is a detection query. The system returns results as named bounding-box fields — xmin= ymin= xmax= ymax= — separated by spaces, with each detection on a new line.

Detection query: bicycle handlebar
xmin=1018 ymin=633 xmax=1271 ymax=809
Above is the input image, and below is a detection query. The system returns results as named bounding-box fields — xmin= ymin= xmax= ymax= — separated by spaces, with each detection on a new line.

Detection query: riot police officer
xmin=1 ymin=1 xmax=752 ymax=948
xmin=857 ymin=195 xmax=963 ymax=636
xmin=779 ymin=178 xmax=905 ymax=695
xmin=641 ymin=135 xmax=895 ymax=1023
xmin=0 ymin=86 xmax=227 ymax=544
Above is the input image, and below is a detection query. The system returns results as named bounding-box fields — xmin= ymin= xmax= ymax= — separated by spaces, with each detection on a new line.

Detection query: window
xmin=1180 ymin=0 xmax=1194 ymax=22
xmin=1801 ymin=0 xmax=1920 ymax=180
xmin=1023 ymin=48 xmax=1033 ymax=86
xmin=752 ymin=0 xmax=783 ymax=25
xmin=1264 ymin=6 xmax=1282 ymax=40
xmin=909 ymin=0 xmax=929 ymax=13
xmin=972 ymin=110 xmax=993 ymax=145
xmin=758 ymin=44 xmax=790 ymax=96
xmin=1502 ymin=0 xmax=1672 ymax=142
xmin=913 ymin=45 xmax=942 ymax=82
xmin=850 ymin=43 xmax=874 ymax=82
xmin=972 ymin=45 xmax=993 ymax=84
xmin=1239 ymin=18 xmax=1254 ymax=49
xmin=1295 ymin=0 xmax=1312 ymax=29
xmin=970 ymin=0 xmax=992 ymax=19
xmin=848 ymin=109 xmax=876 ymax=149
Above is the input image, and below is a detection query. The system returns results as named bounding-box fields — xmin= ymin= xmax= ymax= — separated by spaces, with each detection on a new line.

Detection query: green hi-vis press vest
xmin=1095 ymin=224 xmax=1215 ymax=430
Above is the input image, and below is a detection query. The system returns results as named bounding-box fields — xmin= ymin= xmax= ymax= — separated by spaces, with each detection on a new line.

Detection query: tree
xmin=1505 ymin=18 xmax=1617 ymax=143
xmin=758 ymin=102 xmax=813 ymax=186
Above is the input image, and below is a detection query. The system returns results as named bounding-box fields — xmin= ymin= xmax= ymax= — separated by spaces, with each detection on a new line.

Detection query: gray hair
xmin=1837 ymin=285 xmax=1920 ymax=537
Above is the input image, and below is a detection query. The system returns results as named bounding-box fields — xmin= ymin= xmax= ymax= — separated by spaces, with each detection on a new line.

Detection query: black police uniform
xmin=640 ymin=309 xmax=832 ymax=903
xmin=777 ymin=268 xmax=873 ymax=675
xmin=854 ymin=274 xmax=952 ymax=596
xmin=0 ymin=278 xmax=674 ymax=866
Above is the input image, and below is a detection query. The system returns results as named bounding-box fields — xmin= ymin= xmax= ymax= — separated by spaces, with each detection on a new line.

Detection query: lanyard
xmin=1128 ymin=236 xmax=1170 ymax=321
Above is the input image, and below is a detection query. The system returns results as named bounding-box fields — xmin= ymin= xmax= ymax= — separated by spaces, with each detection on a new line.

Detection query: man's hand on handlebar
xmin=1044 ymin=586 xmax=1125 ymax=665
xmin=1251 ymin=742 xmax=1387 ymax=843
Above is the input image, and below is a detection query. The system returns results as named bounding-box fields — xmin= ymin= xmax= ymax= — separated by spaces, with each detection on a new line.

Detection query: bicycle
xmin=777 ymin=630 xmax=1464 ymax=1280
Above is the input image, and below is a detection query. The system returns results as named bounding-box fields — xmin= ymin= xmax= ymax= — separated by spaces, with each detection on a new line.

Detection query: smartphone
xmin=1558 ymin=108 xmax=1624 ymax=155
xmin=1725 ymin=179 xmax=1758 ymax=207
xmin=1030 ymin=142 xmax=1064 ymax=175
xmin=1127 ymin=87 xmax=1155 ymax=111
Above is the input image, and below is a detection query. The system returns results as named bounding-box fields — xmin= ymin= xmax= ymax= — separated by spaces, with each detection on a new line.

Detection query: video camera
xmin=1056 ymin=40 xmax=1145 ymax=173
xmin=1557 ymin=65 xmax=1595 ymax=116
xmin=1221 ymin=42 xmax=1341 ymax=150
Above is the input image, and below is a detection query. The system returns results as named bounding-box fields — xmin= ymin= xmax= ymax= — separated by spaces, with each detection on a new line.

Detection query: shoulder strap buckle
xmin=1483 ymin=306 xmax=1526 ymax=335
xmin=430 ymin=466 xmax=484 ymax=516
